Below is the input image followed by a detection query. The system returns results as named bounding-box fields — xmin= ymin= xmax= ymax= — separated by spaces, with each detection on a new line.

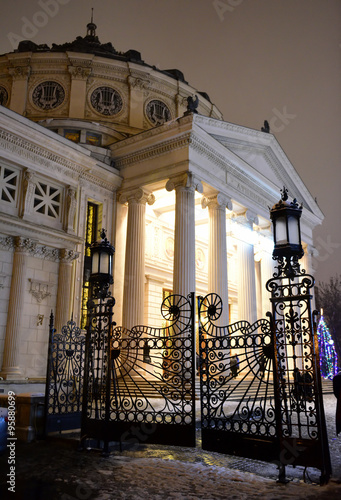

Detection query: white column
xmin=113 ymin=202 xmax=128 ymax=327
xmin=166 ymin=173 xmax=203 ymax=297
xmin=119 ymin=188 xmax=155 ymax=330
xmin=55 ymin=249 xmax=79 ymax=332
xmin=235 ymin=212 xmax=258 ymax=324
xmin=0 ymin=237 xmax=36 ymax=379
xmin=202 ymin=193 xmax=231 ymax=325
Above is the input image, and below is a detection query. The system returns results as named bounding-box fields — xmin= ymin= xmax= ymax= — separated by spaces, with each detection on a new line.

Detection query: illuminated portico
xmin=110 ymin=112 xmax=321 ymax=331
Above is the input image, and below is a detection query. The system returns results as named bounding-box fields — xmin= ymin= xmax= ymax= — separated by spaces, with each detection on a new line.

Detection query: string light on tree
xmin=317 ymin=309 xmax=338 ymax=379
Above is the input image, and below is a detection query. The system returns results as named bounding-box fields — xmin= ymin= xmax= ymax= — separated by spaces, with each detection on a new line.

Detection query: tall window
xmin=80 ymin=202 xmax=101 ymax=328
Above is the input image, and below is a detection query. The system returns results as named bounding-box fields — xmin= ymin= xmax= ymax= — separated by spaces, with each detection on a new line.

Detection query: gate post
xmin=267 ymin=188 xmax=332 ymax=484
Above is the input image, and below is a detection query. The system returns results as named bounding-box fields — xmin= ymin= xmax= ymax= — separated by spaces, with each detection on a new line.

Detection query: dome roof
xmin=0 ymin=21 xmax=223 ymax=163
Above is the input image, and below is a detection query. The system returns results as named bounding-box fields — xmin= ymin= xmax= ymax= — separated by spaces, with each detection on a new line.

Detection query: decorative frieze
xmin=0 ymin=130 xmax=85 ymax=179
xmin=0 ymin=235 xmax=74 ymax=262
xmin=112 ymin=133 xmax=193 ymax=168
xmin=0 ymin=235 xmax=14 ymax=250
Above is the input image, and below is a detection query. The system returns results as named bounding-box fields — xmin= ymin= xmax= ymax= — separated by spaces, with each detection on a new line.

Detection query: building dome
xmin=0 ymin=23 xmax=222 ymax=163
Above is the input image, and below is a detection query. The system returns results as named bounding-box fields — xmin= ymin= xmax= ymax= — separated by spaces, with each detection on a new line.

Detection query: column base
xmin=0 ymin=367 xmax=24 ymax=380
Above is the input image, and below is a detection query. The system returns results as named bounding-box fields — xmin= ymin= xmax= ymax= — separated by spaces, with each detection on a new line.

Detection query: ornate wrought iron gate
xmin=198 ymin=293 xmax=278 ymax=462
xmin=44 ymin=273 xmax=331 ymax=483
xmin=267 ymin=265 xmax=331 ymax=483
xmin=81 ymin=293 xmax=196 ymax=451
xmin=44 ymin=313 xmax=86 ymax=434
xmin=199 ymin=269 xmax=331 ymax=483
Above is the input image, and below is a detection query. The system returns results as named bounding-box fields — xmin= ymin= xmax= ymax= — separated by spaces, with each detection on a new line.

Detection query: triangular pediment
xmin=193 ymin=115 xmax=323 ymax=222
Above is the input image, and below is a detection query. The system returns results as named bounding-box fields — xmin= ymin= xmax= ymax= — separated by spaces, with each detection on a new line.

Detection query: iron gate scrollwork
xmin=81 ymin=293 xmax=196 ymax=450
xmin=266 ymin=264 xmax=331 ymax=483
xmin=199 ymin=266 xmax=331 ymax=483
xmin=44 ymin=312 xmax=86 ymax=434
xmin=198 ymin=293 xmax=278 ymax=463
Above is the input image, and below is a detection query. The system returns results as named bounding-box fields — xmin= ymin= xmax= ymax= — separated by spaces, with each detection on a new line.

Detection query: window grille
xmin=0 ymin=165 xmax=18 ymax=205
xmin=33 ymin=181 xmax=62 ymax=219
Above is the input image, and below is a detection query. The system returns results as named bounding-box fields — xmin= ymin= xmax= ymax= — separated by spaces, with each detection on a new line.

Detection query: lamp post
xmin=266 ymin=187 xmax=332 ymax=484
xmin=89 ymin=228 xmax=114 ymax=299
xmin=269 ymin=186 xmax=304 ymax=278
xmin=83 ymin=228 xmax=115 ymax=455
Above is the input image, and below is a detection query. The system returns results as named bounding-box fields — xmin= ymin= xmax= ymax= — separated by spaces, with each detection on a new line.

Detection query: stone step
xmin=112 ymin=376 xmax=333 ymax=400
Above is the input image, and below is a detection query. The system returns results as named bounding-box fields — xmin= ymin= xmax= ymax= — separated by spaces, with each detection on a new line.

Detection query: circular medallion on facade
xmin=195 ymin=247 xmax=205 ymax=270
xmin=90 ymin=86 xmax=123 ymax=116
xmin=0 ymin=86 xmax=9 ymax=106
xmin=32 ymin=81 xmax=65 ymax=110
xmin=146 ymin=99 xmax=171 ymax=126
xmin=165 ymin=237 xmax=174 ymax=259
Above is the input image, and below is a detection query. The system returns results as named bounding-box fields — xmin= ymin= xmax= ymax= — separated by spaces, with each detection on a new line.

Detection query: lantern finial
xmin=270 ymin=188 xmax=304 ymax=278
xmin=281 ymin=186 xmax=288 ymax=201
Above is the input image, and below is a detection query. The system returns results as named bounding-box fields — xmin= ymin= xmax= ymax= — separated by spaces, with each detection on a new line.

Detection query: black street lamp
xmin=89 ymin=228 xmax=114 ymax=299
xmin=270 ymin=187 xmax=304 ymax=278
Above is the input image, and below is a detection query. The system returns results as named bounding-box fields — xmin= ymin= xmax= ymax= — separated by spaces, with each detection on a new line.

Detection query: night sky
xmin=0 ymin=0 xmax=340 ymax=284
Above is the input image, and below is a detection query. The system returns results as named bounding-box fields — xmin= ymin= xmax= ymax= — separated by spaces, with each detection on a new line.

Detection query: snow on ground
xmin=76 ymin=455 xmax=341 ymax=500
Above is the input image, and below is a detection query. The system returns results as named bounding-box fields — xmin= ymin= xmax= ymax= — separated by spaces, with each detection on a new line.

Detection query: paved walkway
xmin=0 ymin=394 xmax=340 ymax=499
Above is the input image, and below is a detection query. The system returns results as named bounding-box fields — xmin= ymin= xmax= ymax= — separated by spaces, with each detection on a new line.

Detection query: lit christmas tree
xmin=317 ymin=312 xmax=338 ymax=379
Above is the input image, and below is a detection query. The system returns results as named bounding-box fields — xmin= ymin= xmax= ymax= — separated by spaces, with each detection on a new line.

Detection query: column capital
xmin=13 ymin=237 xmax=37 ymax=255
xmin=8 ymin=65 xmax=31 ymax=81
xmin=60 ymin=249 xmax=80 ymax=263
xmin=68 ymin=65 xmax=92 ymax=80
xmin=166 ymin=172 xmax=203 ymax=194
xmin=231 ymin=210 xmax=259 ymax=228
xmin=201 ymin=192 xmax=232 ymax=211
xmin=118 ymin=187 xmax=155 ymax=206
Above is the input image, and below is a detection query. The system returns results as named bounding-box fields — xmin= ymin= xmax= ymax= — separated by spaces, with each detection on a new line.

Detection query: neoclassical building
xmin=0 ymin=22 xmax=323 ymax=380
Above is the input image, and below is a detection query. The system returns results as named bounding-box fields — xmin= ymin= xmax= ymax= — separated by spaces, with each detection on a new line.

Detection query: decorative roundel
xmin=90 ymin=86 xmax=123 ymax=116
xmin=146 ymin=99 xmax=171 ymax=126
xmin=0 ymin=86 xmax=9 ymax=106
xmin=32 ymin=81 xmax=65 ymax=110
